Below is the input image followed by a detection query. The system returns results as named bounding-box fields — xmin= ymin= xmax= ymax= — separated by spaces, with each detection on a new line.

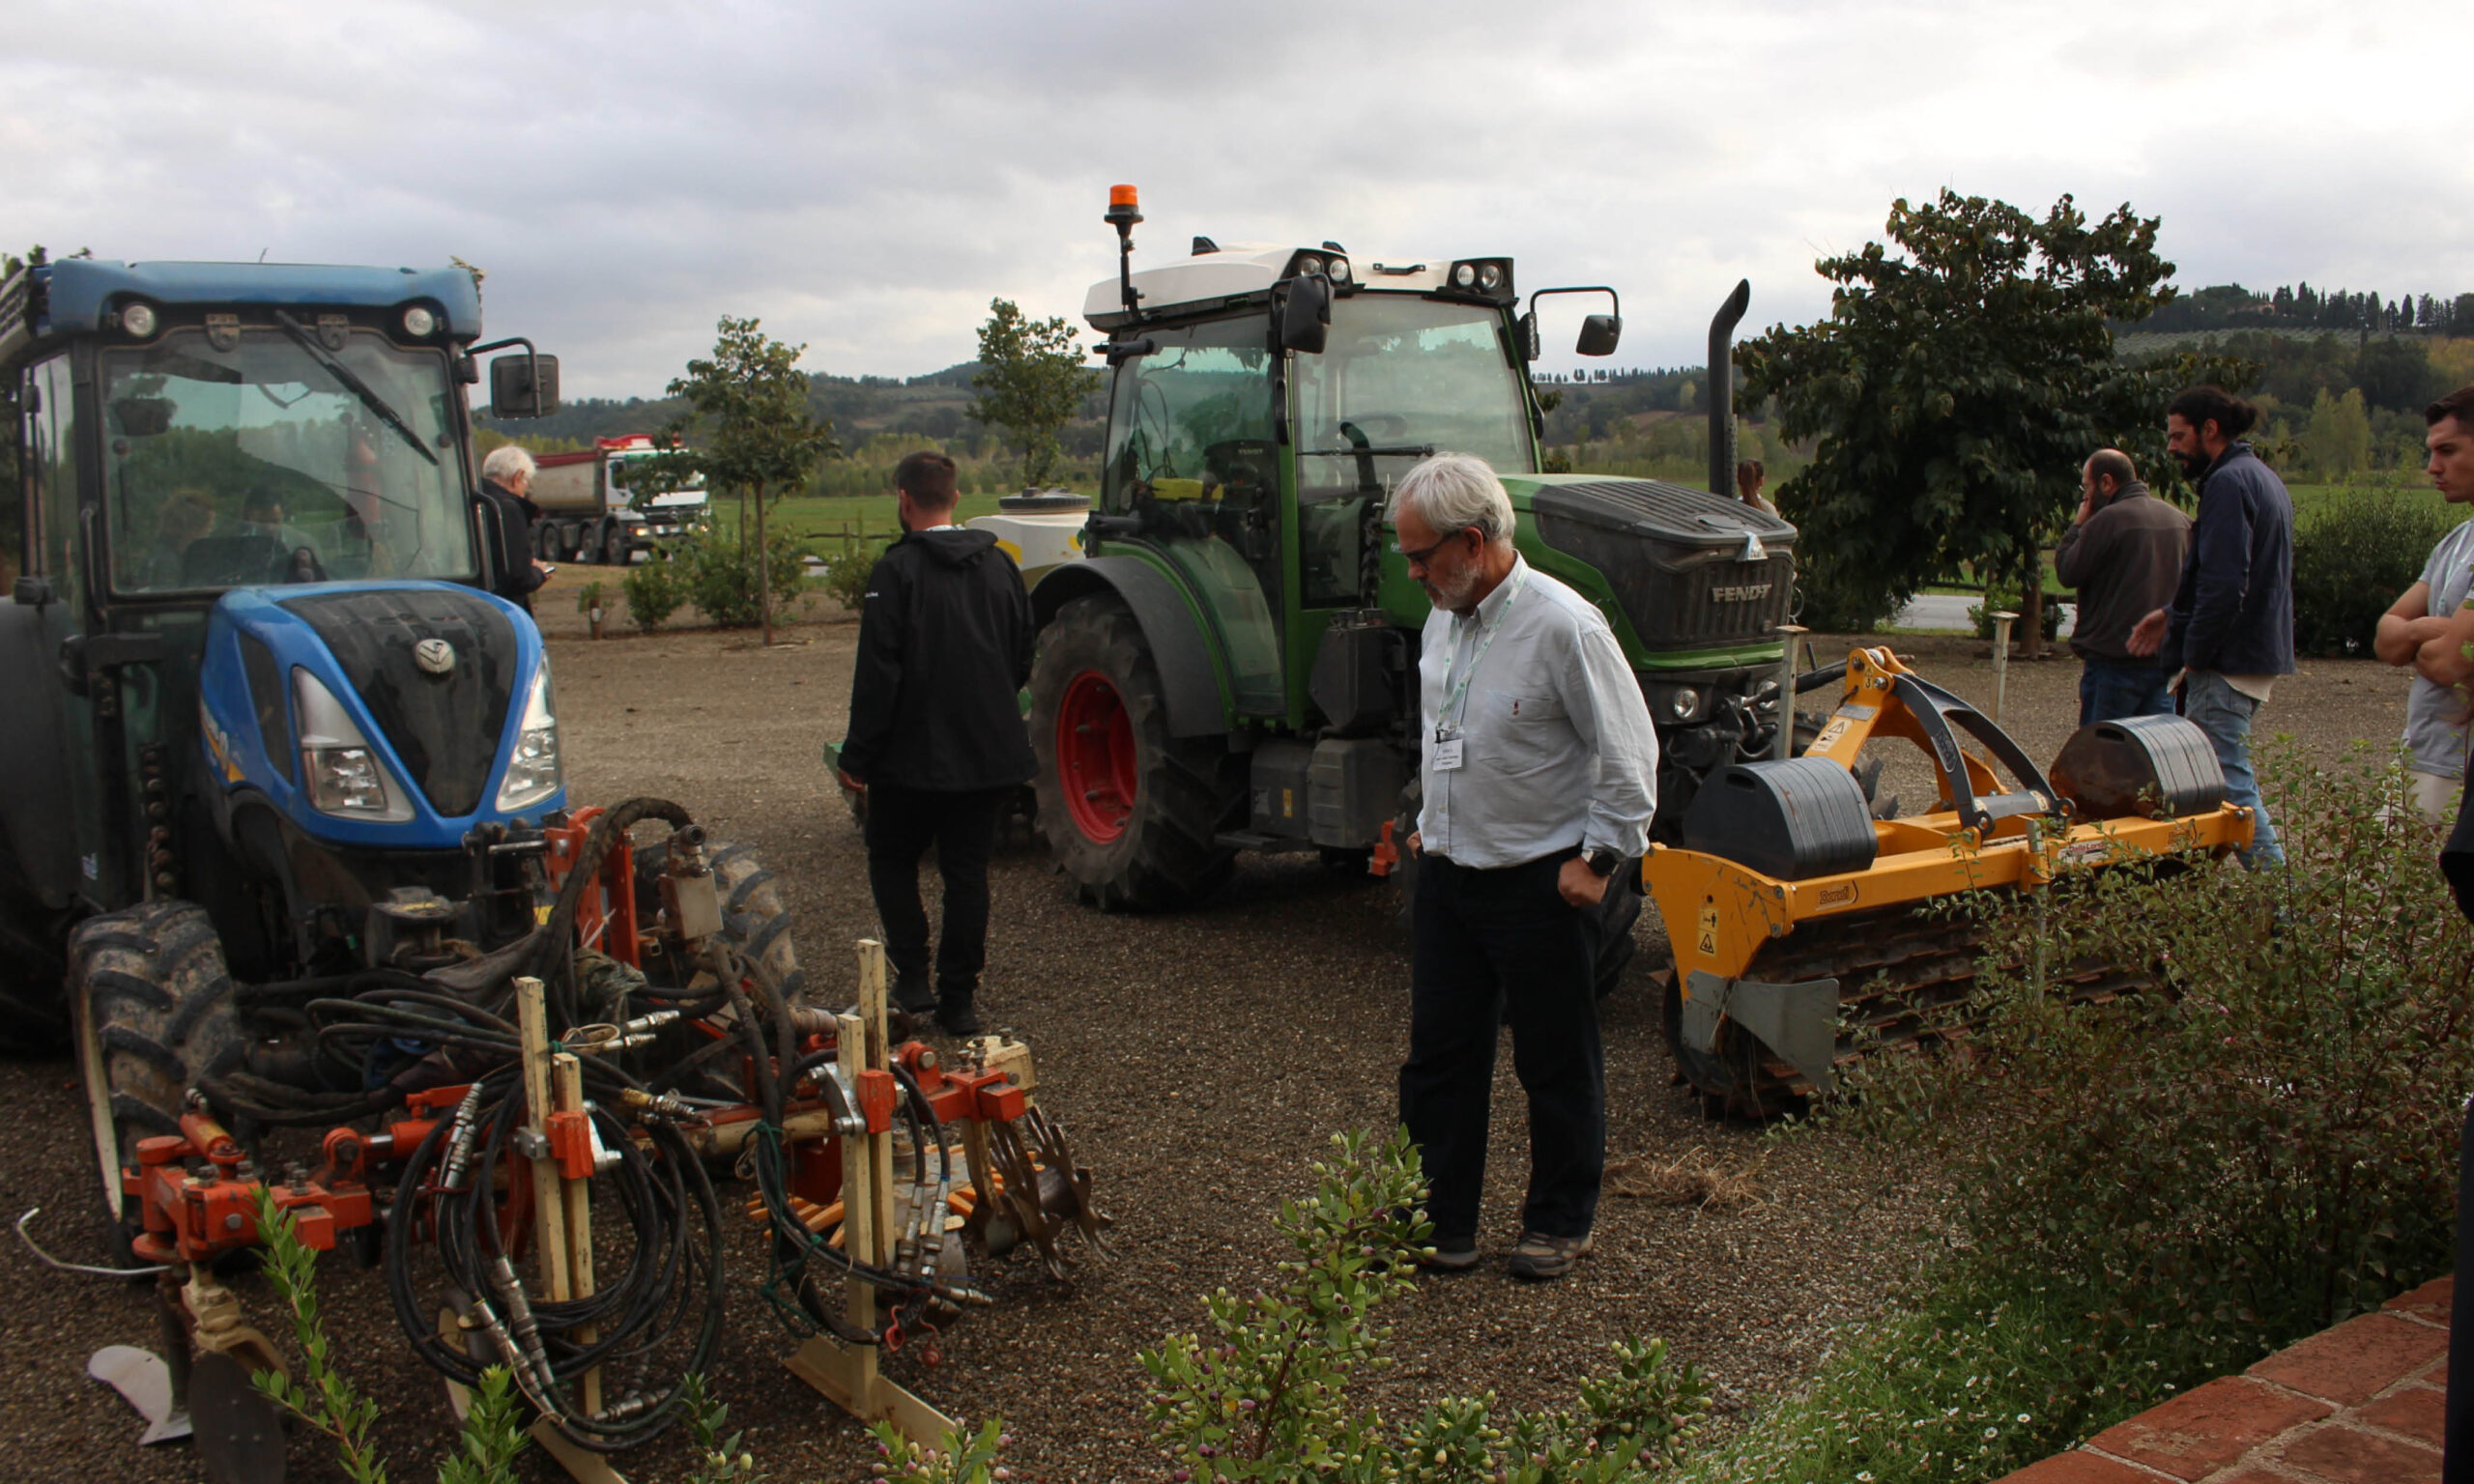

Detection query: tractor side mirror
xmin=1280 ymin=274 xmax=1332 ymax=356
xmin=490 ymin=352 xmax=561 ymax=418
xmin=1519 ymin=312 xmax=1542 ymax=362
xmin=1576 ymin=314 xmax=1622 ymax=357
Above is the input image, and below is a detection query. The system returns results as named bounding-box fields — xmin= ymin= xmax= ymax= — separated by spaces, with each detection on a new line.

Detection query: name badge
xmin=1431 ymin=736 xmax=1465 ymax=771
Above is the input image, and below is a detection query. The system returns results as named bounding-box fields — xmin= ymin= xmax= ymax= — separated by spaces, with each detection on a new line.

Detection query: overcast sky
xmin=8 ymin=1 xmax=2461 ymax=398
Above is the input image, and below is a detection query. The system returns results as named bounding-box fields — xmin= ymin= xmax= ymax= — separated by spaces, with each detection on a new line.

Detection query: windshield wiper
xmin=273 ymin=310 xmax=439 ymax=467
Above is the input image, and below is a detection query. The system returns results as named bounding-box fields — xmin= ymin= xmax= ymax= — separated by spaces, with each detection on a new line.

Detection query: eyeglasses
xmin=1393 ymin=526 xmax=1472 ymax=565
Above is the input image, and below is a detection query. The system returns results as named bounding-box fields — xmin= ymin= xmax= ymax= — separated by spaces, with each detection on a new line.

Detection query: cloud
xmin=4 ymin=0 xmax=2460 ymax=395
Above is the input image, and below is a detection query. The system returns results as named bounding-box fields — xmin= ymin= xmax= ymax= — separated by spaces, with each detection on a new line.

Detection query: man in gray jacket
xmin=2055 ymin=448 xmax=2189 ymax=727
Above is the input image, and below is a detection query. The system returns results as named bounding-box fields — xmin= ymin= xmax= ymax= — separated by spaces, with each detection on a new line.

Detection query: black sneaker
xmin=1416 ymin=1234 xmax=1482 ymax=1272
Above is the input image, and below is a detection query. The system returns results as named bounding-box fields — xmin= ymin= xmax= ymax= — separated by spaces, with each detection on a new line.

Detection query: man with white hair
xmin=476 ymin=442 xmax=550 ymax=612
xmin=1388 ymin=453 xmax=1660 ymax=1282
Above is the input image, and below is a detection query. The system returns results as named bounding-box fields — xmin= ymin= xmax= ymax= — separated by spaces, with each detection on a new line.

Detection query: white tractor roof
xmin=1083 ymin=245 xmax=1468 ymax=330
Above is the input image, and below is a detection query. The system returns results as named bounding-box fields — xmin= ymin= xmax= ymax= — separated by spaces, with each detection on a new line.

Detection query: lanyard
xmin=1437 ymin=565 xmax=1527 ymax=736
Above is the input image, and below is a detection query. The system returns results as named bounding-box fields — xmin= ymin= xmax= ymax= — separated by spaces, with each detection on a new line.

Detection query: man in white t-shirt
xmin=2375 ymin=385 xmax=2474 ymax=823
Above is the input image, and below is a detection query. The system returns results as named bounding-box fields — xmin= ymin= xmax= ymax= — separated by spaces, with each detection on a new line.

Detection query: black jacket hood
xmin=908 ymin=528 xmax=1000 ymax=567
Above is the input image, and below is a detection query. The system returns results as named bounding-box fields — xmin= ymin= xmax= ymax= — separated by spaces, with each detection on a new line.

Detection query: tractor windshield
xmin=100 ymin=329 xmax=476 ymax=594
xmin=1290 ymin=295 xmax=1535 ymax=491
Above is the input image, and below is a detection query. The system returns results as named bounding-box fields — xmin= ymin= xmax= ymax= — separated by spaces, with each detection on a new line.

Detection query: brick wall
xmin=1998 ymin=1276 xmax=2450 ymax=1484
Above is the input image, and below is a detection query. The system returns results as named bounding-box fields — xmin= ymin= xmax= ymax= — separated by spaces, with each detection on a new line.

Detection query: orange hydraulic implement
xmin=1644 ymin=645 xmax=2254 ymax=1111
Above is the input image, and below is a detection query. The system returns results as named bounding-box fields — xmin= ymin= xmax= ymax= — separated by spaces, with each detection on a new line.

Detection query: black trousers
xmin=863 ymin=785 xmax=1012 ymax=996
xmin=1398 ymin=850 xmax=1604 ymax=1241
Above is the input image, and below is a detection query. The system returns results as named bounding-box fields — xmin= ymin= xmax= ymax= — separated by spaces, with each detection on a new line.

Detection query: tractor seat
xmin=181 ymin=533 xmax=289 ymax=587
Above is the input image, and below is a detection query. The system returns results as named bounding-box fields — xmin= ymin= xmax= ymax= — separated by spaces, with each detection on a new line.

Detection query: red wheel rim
xmin=1058 ymin=670 xmax=1137 ymax=843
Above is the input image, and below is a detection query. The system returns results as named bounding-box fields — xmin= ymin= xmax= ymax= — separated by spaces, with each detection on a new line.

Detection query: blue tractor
xmin=0 ymin=257 xmax=797 ymax=1221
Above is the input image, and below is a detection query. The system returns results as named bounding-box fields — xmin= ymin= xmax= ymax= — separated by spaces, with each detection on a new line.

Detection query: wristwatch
xmin=1584 ymin=846 xmax=1622 ymax=878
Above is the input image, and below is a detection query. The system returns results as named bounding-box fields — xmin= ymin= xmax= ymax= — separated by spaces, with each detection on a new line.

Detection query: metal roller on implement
xmin=1644 ymin=645 xmax=2254 ymax=1118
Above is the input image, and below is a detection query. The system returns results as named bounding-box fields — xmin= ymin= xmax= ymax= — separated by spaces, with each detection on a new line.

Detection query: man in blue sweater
xmin=2127 ymin=386 xmax=2294 ymax=867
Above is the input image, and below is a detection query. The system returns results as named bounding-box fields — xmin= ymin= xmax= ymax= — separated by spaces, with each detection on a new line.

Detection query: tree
xmin=1740 ymin=190 xmax=2210 ymax=653
xmin=659 ymin=317 xmax=840 ymax=645
xmin=969 ymin=299 xmax=1091 ymax=491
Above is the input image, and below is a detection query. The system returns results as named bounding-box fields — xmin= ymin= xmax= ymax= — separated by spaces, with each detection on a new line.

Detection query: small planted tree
xmin=1739 ymin=191 xmax=2241 ymax=652
xmin=662 ymin=317 xmax=840 ymax=645
xmin=970 ymin=299 xmax=1092 ymax=491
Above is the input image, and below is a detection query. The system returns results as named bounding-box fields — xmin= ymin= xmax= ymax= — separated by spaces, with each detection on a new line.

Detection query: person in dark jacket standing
xmin=2127 ymin=386 xmax=2294 ymax=867
xmin=836 ymin=451 xmax=1037 ymax=1034
xmin=475 ymin=444 xmax=550 ymax=613
xmin=2054 ymin=448 xmax=2188 ymax=727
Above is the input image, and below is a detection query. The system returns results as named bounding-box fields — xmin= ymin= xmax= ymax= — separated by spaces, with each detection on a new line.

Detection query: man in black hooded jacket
xmin=836 ymin=452 xmax=1037 ymax=1034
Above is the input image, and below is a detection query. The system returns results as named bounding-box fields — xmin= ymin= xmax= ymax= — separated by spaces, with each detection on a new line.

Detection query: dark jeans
xmin=2076 ymin=654 xmax=2172 ymax=728
xmin=1398 ymin=850 xmax=1604 ymax=1241
xmin=862 ymin=785 xmax=1012 ymax=995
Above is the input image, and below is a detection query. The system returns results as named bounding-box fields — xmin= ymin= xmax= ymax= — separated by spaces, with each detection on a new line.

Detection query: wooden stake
xmin=782 ymin=938 xmax=955 ymax=1444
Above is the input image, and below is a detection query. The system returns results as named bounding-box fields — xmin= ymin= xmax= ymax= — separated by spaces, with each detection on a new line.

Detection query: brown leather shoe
xmin=1506 ymin=1231 xmax=1592 ymax=1282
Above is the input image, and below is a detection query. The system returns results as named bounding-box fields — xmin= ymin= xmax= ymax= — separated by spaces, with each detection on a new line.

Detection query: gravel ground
xmin=0 ymin=609 xmax=2410 ymax=1483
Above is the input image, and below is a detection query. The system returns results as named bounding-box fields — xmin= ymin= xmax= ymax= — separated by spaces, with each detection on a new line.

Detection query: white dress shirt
xmin=1415 ymin=555 xmax=1660 ymax=869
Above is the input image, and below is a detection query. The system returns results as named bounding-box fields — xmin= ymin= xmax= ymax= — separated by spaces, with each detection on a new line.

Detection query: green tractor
xmin=1025 ymin=186 xmax=1799 ymax=915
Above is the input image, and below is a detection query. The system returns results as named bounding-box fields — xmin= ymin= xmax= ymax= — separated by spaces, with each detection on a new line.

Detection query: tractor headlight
xmin=120 ymin=301 xmax=158 ymax=338
xmin=495 ymin=662 xmax=562 ymax=812
xmin=293 ymin=670 xmax=414 ymax=820
xmin=1479 ymin=263 xmax=1504 ymax=292
xmin=1453 ymin=263 xmax=1478 ymax=288
xmin=1669 ymin=687 xmax=1701 ymax=722
xmin=1296 ymin=253 xmax=1325 ymax=278
xmin=1327 ymin=257 xmax=1350 ymax=284
xmin=401 ymin=304 xmax=437 ymax=337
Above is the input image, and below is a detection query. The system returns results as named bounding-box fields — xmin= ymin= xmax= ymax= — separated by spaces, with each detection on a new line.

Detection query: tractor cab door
xmin=3 ymin=351 xmax=104 ymax=909
xmin=1099 ymin=315 xmax=1285 ymax=715
xmin=1288 ymin=295 xmax=1539 ymax=614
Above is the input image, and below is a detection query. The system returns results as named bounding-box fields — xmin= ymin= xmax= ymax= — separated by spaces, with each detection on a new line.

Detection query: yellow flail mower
xmin=1644 ymin=645 xmax=2254 ymax=1117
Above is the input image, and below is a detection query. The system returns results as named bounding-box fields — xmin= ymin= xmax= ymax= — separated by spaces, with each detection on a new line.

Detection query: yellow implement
xmin=1644 ymin=646 xmax=2253 ymax=1117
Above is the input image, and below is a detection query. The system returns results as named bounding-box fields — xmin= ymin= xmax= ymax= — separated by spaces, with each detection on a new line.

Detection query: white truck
xmin=530 ymin=434 xmax=709 ymax=565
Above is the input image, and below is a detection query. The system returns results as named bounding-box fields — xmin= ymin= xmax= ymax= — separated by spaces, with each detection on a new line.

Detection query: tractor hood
xmin=196 ymin=582 xmax=561 ymax=849
xmin=1509 ymin=473 xmax=1798 ymax=663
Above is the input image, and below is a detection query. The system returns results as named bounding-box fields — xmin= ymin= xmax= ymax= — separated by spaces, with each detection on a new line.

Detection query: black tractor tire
xmin=0 ymin=856 xmax=72 ymax=1051
xmin=1030 ymin=595 xmax=1244 ymax=912
xmin=632 ymin=838 xmax=805 ymax=1005
xmin=68 ymin=900 xmax=250 ymax=1221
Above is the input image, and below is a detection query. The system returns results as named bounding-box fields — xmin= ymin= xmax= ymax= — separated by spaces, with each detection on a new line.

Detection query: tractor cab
xmin=0 ymin=258 xmax=561 ymax=1009
xmin=1021 ymin=186 xmax=1799 ymax=912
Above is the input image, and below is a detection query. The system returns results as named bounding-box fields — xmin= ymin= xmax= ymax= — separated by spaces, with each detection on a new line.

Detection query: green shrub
xmin=251 ymin=1189 xmax=528 ymax=1484
xmin=620 ymin=545 xmax=686 ymax=631
xmin=1727 ymin=741 xmax=2474 ymax=1482
xmin=2292 ymin=490 xmax=2458 ymax=655
xmin=572 ymin=579 xmax=606 ymax=617
xmin=1968 ymin=585 xmax=2064 ymax=643
xmin=677 ymin=528 xmax=809 ymax=630
xmin=1143 ymin=1128 xmax=1710 ymax=1482
xmin=819 ymin=544 xmax=882 ymax=612
xmin=1795 ymin=564 xmax=1899 ymax=634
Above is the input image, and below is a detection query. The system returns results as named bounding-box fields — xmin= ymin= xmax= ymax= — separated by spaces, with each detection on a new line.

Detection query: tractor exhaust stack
xmin=1707 ymin=279 xmax=1751 ymax=499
